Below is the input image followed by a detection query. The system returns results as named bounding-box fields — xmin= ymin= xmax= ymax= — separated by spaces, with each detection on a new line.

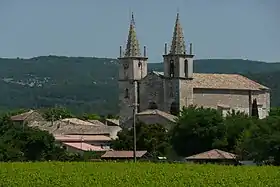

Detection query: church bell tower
xmin=163 ymin=13 xmax=194 ymax=115
xmin=118 ymin=13 xmax=148 ymax=126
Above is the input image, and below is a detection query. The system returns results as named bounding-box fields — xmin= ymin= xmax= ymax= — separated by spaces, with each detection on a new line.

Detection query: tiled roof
xmin=61 ymin=118 xmax=102 ymax=127
xmin=62 ymin=142 xmax=109 ymax=151
xmin=10 ymin=110 xmax=34 ymax=121
xmin=101 ymin=150 xmax=147 ymax=158
xmin=105 ymin=118 xmax=120 ymax=126
xmin=28 ymin=120 xmax=122 ymax=138
xmin=54 ymin=134 xmax=111 ymax=142
xmin=152 ymin=71 xmax=269 ymax=91
xmin=87 ymin=120 xmax=107 ymax=126
xmin=137 ymin=109 xmax=177 ymax=122
xmin=186 ymin=149 xmax=237 ymax=160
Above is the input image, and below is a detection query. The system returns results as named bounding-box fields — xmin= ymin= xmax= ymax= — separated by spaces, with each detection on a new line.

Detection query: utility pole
xmin=132 ymin=80 xmax=138 ymax=163
xmin=133 ymin=107 xmax=137 ymax=162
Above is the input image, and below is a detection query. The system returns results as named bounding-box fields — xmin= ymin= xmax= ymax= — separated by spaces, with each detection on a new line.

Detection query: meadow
xmin=0 ymin=162 xmax=279 ymax=187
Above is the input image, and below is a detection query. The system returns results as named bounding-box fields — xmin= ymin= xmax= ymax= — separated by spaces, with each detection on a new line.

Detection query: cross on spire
xmin=124 ymin=12 xmax=141 ymax=57
xmin=170 ymin=12 xmax=186 ymax=55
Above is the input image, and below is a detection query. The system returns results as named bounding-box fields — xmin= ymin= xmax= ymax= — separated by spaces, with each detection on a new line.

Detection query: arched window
xmin=170 ymin=102 xmax=179 ymax=116
xmin=124 ymin=88 xmax=129 ymax=99
xmin=184 ymin=59 xmax=188 ymax=77
xmin=148 ymin=101 xmax=158 ymax=109
xmin=170 ymin=60 xmax=174 ymax=77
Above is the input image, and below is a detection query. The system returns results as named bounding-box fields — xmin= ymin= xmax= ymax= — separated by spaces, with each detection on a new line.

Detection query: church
xmin=118 ymin=13 xmax=270 ymax=127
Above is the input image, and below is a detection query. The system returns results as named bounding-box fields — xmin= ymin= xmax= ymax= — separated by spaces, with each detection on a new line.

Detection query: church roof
xmin=169 ymin=13 xmax=186 ymax=55
xmin=124 ymin=12 xmax=141 ymax=57
xmin=137 ymin=109 xmax=177 ymax=122
xmin=152 ymin=71 xmax=269 ymax=91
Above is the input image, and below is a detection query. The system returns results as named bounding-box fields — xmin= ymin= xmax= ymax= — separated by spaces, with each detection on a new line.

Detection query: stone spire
xmin=124 ymin=12 xmax=141 ymax=57
xmin=170 ymin=13 xmax=186 ymax=55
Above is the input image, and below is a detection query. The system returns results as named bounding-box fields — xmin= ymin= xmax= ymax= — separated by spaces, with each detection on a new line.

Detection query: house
xmin=62 ymin=142 xmax=110 ymax=155
xmin=185 ymin=149 xmax=238 ymax=165
xmin=101 ymin=150 xmax=148 ymax=160
xmin=118 ymin=12 xmax=270 ymax=127
xmin=28 ymin=118 xmax=122 ymax=139
xmin=10 ymin=110 xmax=44 ymax=125
xmin=123 ymin=109 xmax=177 ymax=129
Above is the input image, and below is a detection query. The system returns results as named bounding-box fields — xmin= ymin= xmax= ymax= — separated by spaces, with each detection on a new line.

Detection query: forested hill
xmin=0 ymin=56 xmax=279 ymax=115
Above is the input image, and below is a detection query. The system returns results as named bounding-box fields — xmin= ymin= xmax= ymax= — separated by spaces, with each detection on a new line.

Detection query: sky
xmin=0 ymin=0 xmax=279 ymax=63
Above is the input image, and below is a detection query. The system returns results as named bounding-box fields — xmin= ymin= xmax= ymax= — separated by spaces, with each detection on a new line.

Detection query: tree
xmin=251 ymin=99 xmax=259 ymax=118
xmin=111 ymin=122 xmax=170 ymax=157
xmin=0 ymin=113 xmax=82 ymax=161
xmin=237 ymin=116 xmax=280 ymax=165
xmin=223 ymin=110 xmax=255 ymax=153
xmin=79 ymin=113 xmax=101 ymax=120
xmin=269 ymin=107 xmax=280 ymax=116
xmin=40 ymin=106 xmax=73 ymax=121
xmin=170 ymin=106 xmax=227 ymax=157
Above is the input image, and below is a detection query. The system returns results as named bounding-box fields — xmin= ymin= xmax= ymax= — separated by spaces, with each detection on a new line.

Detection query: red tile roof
xmin=101 ymin=150 xmax=147 ymax=158
xmin=186 ymin=149 xmax=237 ymax=160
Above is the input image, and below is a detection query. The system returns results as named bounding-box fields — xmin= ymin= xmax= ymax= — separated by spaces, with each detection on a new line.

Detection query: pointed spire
xmin=124 ymin=12 xmax=141 ymax=57
xmin=170 ymin=13 xmax=186 ymax=55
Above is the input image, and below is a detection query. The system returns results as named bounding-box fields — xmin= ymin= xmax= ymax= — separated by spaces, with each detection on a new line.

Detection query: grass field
xmin=0 ymin=162 xmax=279 ymax=186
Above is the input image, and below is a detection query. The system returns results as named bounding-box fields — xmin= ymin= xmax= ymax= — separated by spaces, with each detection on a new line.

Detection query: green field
xmin=0 ymin=162 xmax=279 ymax=186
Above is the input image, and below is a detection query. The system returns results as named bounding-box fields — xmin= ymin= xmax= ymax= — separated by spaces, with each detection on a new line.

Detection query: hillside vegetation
xmin=0 ymin=56 xmax=279 ymax=115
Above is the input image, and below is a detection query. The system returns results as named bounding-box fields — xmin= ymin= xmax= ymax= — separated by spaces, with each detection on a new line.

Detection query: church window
xmin=124 ymin=70 xmax=128 ymax=79
xmin=124 ymin=88 xmax=129 ymax=98
xmin=170 ymin=102 xmax=179 ymax=116
xmin=170 ymin=60 xmax=174 ymax=77
xmin=184 ymin=59 xmax=188 ymax=77
xmin=148 ymin=101 xmax=158 ymax=109
xmin=123 ymin=63 xmax=129 ymax=69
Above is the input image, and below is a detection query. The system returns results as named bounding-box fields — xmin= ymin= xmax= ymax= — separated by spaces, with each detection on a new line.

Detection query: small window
xmin=123 ymin=63 xmax=129 ymax=69
xmin=170 ymin=60 xmax=174 ymax=77
xmin=124 ymin=89 xmax=129 ymax=98
xmin=184 ymin=59 xmax=188 ymax=77
xmin=138 ymin=61 xmax=142 ymax=67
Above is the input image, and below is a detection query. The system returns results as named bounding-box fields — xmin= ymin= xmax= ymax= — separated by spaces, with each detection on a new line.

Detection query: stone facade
xmin=118 ymin=13 xmax=270 ymax=126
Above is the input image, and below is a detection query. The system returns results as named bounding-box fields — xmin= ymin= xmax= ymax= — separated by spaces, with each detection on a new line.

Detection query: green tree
xmin=0 ymin=113 xmax=82 ymax=161
xmin=170 ymin=106 xmax=227 ymax=157
xmin=111 ymin=122 xmax=170 ymax=157
xmin=269 ymin=107 xmax=280 ymax=116
xmin=223 ymin=110 xmax=255 ymax=153
xmin=237 ymin=116 xmax=280 ymax=165
xmin=40 ymin=106 xmax=74 ymax=121
xmin=79 ymin=113 xmax=101 ymax=120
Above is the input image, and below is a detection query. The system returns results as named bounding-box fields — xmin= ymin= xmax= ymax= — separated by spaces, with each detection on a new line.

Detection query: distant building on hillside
xmin=118 ymin=12 xmax=270 ymax=127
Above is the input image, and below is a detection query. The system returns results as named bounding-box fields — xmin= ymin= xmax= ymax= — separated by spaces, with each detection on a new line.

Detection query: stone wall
xmin=192 ymin=88 xmax=270 ymax=119
xmin=118 ymin=81 xmax=136 ymax=126
xmin=139 ymin=73 xmax=164 ymax=111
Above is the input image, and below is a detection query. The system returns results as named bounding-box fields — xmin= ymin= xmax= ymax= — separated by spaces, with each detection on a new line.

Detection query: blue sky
xmin=0 ymin=0 xmax=279 ymax=62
